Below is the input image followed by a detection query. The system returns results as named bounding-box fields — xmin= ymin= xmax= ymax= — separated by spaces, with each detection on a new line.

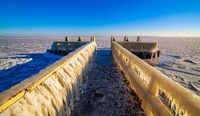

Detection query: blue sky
xmin=0 ymin=0 xmax=200 ymax=35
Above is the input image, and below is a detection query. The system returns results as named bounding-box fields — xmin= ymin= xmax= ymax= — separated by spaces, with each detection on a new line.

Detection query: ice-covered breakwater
xmin=112 ymin=40 xmax=200 ymax=116
xmin=0 ymin=41 xmax=97 ymax=115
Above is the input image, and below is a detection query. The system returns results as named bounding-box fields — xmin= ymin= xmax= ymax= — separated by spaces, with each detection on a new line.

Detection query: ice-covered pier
xmin=0 ymin=36 xmax=200 ymax=116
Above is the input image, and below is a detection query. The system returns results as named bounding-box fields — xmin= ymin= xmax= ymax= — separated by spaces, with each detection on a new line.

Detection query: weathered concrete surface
xmin=71 ymin=49 xmax=144 ymax=116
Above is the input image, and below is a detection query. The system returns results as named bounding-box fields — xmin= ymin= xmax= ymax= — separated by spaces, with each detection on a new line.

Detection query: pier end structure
xmin=113 ymin=36 xmax=160 ymax=65
xmin=47 ymin=36 xmax=94 ymax=56
xmin=118 ymin=41 xmax=160 ymax=65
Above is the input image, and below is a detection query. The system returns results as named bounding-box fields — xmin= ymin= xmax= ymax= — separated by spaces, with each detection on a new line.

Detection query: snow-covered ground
xmin=0 ymin=35 xmax=200 ymax=96
xmin=0 ymin=37 xmax=63 ymax=93
xmin=147 ymin=37 xmax=200 ymax=96
xmin=156 ymin=54 xmax=200 ymax=95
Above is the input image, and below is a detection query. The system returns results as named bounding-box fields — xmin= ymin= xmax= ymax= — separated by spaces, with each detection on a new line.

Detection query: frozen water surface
xmin=0 ymin=35 xmax=200 ymax=96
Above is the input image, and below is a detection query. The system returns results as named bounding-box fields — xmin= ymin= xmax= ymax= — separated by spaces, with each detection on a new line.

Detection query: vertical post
xmin=65 ymin=36 xmax=69 ymax=41
xmin=78 ymin=36 xmax=82 ymax=41
xmin=124 ymin=36 xmax=129 ymax=41
xmin=111 ymin=36 xmax=116 ymax=41
xmin=137 ymin=36 xmax=142 ymax=42
xmin=90 ymin=36 xmax=96 ymax=42
xmin=111 ymin=36 xmax=116 ymax=50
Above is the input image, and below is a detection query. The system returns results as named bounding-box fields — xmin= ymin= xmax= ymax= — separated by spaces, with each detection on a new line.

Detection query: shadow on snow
xmin=0 ymin=53 xmax=62 ymax=93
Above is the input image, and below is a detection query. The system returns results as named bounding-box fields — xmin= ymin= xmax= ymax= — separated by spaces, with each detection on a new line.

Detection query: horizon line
xmin=1 ymin=32 xmax=200 ymax=37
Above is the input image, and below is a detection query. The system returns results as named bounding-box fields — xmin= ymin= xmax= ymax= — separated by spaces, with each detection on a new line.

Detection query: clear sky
xmin=0 ymin=0 xmax=200 ymax=35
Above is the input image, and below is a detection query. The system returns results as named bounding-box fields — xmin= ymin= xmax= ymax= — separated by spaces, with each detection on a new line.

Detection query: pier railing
xmin=112 ymin=41 xmax=200 ymax=116
xmin=0 ymin=41 xmax=97 ymax=115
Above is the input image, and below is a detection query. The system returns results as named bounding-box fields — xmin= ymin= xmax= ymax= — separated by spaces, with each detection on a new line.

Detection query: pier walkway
xmin=71 ymin=49 xmax=144 ymax=116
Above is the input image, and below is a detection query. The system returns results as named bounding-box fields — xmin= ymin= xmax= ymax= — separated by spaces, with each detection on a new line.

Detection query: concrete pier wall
xmin=0 ymin=41 xmax=97 ymax=116
xmin=112 ymin=41 xmax=200 ymax=116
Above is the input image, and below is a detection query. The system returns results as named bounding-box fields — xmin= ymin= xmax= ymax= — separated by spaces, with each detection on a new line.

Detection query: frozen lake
xmin=0 ymin=35 xmax=200 ymax=95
